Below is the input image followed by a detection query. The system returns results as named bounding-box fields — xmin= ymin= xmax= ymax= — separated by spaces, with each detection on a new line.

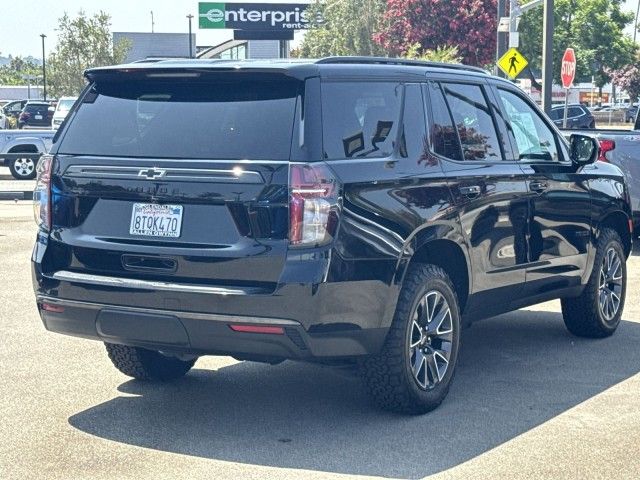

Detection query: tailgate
xmin=46 ymin=72 xmax=300 ymax=289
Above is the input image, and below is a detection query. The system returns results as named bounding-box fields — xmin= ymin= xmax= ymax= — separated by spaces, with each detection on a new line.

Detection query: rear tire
xmin=561 ymin=228 xmax=626 ymax=338
xmin=361 ymin=264 xmax=461 ymax=414
xmin=9 ymin=156 xmax=37 ymax=180
xmin=105 ymin=343 xmax=196 ymax=381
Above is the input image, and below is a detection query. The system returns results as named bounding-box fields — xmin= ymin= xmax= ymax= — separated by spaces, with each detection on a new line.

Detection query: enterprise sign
xmin=198 ymin=2 xmax=322 ymax=30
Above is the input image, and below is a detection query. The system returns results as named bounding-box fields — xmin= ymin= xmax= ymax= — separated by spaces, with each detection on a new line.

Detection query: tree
xmin=374 ymin=0 xmax=497 ymax=67
xmin=518 ymin=0 xmax=636 ymax=88
xmin=404 ymin=44 xmax=462 ymax=63
xmin=608 ymin=64 xmax=640 ymax=102
xmin=47 ymin=11 xmax=130 ymax=97
xmin=0 ymin=55 xmax=42 ymax=86
xmin=298 ymin=0 xmax=387 ymax=57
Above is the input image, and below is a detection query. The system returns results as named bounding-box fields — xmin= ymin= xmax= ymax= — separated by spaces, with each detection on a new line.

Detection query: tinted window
xmin=427 ymin=82 xmax=462 ymax=161
xmin=441 ymin=83 xmax=502 ymax=161
xmin=549 ymin=109 xmax=562 ymax=120
xmin=322 ymin=82 xmax=401 ymax=159
xmin=57 ymin=99 xmax=76 ymax=113
xmin=497 ymin=89 xmax=560 ymax=162
xmin=25 ymin=104 xmax=48 ymax=113
xmin=399 ymin=84 xmax=427 ymax=161
xmin=59 ymin=78 xmax=299 ymax=160
xmin=568 ymin=106 xmax=584 ymax=117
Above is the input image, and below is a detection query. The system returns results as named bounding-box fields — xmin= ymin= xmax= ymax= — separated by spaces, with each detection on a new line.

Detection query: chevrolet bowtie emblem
xmin=138 ymin=168 xmax=167 ymax=180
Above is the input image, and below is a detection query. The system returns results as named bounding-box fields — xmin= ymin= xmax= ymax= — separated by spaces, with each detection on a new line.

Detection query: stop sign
xmin=561 ymin=48 xmax=576 ymax=88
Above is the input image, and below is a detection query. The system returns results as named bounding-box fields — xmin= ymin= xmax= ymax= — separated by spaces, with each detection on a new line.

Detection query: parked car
xmin=18 ymin=101 xmax=53 ymax=129
xmin=548 ymin=104 xmax=595 ymax=129
xmin=566 ymin=126 xmax=640 ymax=234
xmin=32 ymin=57 xmax=632 ymax=414
xmin=0 ymin=129 xmax=53 ymax=179
xmin=625 ymin=105 xmax=638 ymax=123
xmin=50 ymin=96 xmax=77 ymax=129
xmin=2 ymin=99 xmax=28 ymax=126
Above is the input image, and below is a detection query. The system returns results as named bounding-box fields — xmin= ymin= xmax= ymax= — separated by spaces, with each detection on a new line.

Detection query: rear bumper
xmin=36 ymin=295 xmax=386 ymax=360
xmin=32 ymin=260 xmax=395 ymax=360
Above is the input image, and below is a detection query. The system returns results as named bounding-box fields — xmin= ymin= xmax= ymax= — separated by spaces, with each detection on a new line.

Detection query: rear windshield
xmin=58 ymin=77 xmax=299 ymax=160
xmin=25 ymin=104 xmax=48 ymax=113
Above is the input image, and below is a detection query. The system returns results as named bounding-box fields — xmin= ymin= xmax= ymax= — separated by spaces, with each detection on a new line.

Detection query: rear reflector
xmin=229 ymin=324 xmax=285 ymax=335
xmin=41 ymin=303 xmax=65 ymax=313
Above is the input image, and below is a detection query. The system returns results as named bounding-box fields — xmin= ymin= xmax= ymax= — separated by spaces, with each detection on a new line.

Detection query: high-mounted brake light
xmin=598 ymin=139 xmax=615 ymax=162
xmin=33 ymin=154 xmax=53 ymax=231
xmin=289 ymin=163 xmax=340 ymax=247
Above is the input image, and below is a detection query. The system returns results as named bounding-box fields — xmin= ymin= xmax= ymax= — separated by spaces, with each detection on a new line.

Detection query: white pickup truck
xmin=0 ymin=129 xmax=54 ymax=179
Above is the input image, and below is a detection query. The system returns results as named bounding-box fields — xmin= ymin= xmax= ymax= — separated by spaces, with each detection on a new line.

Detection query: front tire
xmin=105 ymin=343 xmax=196 ymax=381
xmin=561 ymin=228 xmax=626 ymax=338
xmin=362 ymin=264 xmax=461 ymax=414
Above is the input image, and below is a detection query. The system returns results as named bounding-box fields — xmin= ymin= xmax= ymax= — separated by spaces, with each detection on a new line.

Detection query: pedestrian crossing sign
xmin=497 ymin=47 xmax=528 ymax=79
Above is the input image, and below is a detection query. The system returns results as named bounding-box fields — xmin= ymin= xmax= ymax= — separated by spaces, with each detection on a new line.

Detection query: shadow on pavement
xmin=69 ymin=311 xmax=640 ymax=478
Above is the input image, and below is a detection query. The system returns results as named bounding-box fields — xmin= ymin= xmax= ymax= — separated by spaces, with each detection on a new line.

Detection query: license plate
xmin=35 ymin=115 xmax=43 ymax=120
xmin=129 ymin=203 xmax=183 ymax=238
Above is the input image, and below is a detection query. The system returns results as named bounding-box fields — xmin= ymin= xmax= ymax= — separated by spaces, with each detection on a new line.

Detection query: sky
xmin=0 ymin=0 xmax=306 ymax=58
xmin=0 ymin=0 xmax=639 ymax=59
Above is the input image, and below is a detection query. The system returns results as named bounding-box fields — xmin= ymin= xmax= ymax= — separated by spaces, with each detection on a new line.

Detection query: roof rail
xmin=315 ymin=56 xmax=488 ymax=74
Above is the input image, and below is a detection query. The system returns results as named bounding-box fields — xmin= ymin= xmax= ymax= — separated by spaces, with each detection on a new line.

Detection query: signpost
xmin=497 ymin=47 xmax=528 ymax=80
xmin=561 ymin=48 xmax=577 ymax=128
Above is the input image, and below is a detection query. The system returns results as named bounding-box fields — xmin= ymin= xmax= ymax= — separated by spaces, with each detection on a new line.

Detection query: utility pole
xmin=187 ymin=14 xmax=194 ymax=59
xmin=151 ymin=11 xmax=155 ymax=33
xmin=541 ymin=0 xmax=554 ymax=115
xmin=40 ymin=34 xmax=47 ymax=102
xmin=496 ymin=0 xmax=507 ymax=77
xmin=635 ymin=1 xmax=640 ymax=43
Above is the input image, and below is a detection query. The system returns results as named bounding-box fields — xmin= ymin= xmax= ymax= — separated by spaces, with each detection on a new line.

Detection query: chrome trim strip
xmin=52 ymin=270 xmax=259 ymax=296
xmin=37 ymin=296 xmax=300 ymax=326
xmin=63 ymin=165 xmax=264 ymax=183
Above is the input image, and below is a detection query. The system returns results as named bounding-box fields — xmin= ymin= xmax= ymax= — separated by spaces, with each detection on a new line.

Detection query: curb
xmin=0 ymin=191 xmax=33 ymax=201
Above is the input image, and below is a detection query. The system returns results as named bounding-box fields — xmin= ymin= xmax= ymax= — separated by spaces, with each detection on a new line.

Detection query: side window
xmin=549 ymin=109 xmax=561 ymax=120
xmin=568 ymin=106 xmax=584 ymax=117
xmin=441 ymin=82 xmax=503 ymax=161
xmin=322 ymin=82 xmax=401 ymax=160
xmin=497 ymin=88 xmax=560 ymax=162
xmin=427 ymin=82 xmax=463 ymax=161
xmin=399 ymin=84 xmax=427 ymax=161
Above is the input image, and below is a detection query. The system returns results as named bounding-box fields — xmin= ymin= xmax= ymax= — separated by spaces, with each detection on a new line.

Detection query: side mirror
xmin=569 ymin=134 xmax=597 ymax=166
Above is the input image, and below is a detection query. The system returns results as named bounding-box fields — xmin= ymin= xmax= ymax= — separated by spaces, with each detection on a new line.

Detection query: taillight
xmin=289 ymin=163 xmax=340 ymax=247
xmin=598 ymin=139 xmax=615 ymax=162
xmin=20 ymin=112 xmax=30 ymax=121
xmin=33 ymin=154 xmax=53 ymax=230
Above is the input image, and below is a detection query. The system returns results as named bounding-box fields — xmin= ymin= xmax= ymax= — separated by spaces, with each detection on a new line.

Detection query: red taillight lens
xmin=33 ymin=154 xmax=53 ymax=230
xmin=19 ymin=112 xmax=30 ymax=121
xmin=41 ymin=303 xmax=64 ymax=313
xmin=289 ymin=163 xmax=339 ymax=247
xmin=229 ymin=324 xmax=285 ymax=335
xmin=598 ymin=139 xmax=615 ymax=162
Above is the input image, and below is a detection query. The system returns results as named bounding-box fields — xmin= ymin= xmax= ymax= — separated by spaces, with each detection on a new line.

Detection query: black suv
xmin=18 ymin=101 xmax=53 ymax=129
xmin=549 ymin=103 xmax=595 ymax=129
xmin=32 ymin=58 xmax=631 ymax=414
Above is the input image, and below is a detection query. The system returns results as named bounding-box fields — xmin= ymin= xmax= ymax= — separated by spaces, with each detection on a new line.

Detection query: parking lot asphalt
xmin=1 ymin=201 xmax=639 ymax=480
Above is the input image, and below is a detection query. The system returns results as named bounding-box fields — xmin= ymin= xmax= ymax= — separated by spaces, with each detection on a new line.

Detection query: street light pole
xmin=635 ymin=1 xmax=640 ymax=43
xmin=40 ymin=34 xmax=47 ymax=102
xmin=541 ymin=0 xmax=554 ymax=115
xmin=187 ymin=14 xmax=194 ymax=59
xmin=496 ymin=0 xmax=507 ymax=77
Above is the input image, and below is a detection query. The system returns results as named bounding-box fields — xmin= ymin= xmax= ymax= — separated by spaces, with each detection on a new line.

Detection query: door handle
xmin=529 ymin=181 xmax=548 ymax=193
xmin=459 ymin=185 xmax=482 ymax=198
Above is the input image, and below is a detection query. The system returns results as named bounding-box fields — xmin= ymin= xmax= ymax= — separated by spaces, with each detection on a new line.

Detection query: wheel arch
xmin=8 ymin=143 xmax=40 ymax=154
xmin=599 ymin=210 xmax=632 ymax=258
xmin=401 ymin=233 xmax=471 ymax=316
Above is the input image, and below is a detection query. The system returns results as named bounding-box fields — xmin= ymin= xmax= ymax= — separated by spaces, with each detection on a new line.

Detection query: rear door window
xmin=440 ymin=83 xmax=502 ymax=161
xmin=426 ymin=82 xmax=463 ymax=161
xmin=58 ymin=78 xmax=300 ymax=160
xmin=321 ymin=82 xmax=401 ymax=159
